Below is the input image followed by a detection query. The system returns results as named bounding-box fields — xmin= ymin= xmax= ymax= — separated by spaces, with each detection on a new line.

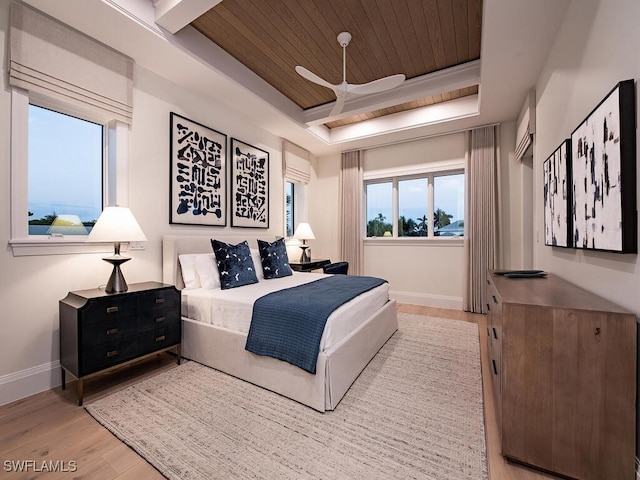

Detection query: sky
xmin=28 ymin=105 xmax=103 ymax=223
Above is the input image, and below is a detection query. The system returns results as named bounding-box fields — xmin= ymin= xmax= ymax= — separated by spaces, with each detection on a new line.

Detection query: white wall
xmin=533 ymin=0 xmax=640 ymax=315
xmin=0 ymin=2 xmax=286 ymax=404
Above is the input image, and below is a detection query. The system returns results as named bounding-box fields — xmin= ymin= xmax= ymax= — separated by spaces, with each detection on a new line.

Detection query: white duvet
xmin=181 ymin=272 xmax=389 ymax=351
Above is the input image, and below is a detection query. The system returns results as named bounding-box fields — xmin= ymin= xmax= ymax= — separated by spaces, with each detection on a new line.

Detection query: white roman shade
xmin=9 ymin=3 xmax=134 ymax=124
xmin=283 ymin=140 xmax=311 ymax=184
xmin=515 ymin=90 xmax=535 ymax=160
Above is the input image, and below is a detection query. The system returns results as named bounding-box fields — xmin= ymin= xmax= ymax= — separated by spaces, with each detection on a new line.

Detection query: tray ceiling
xmin=189 ymin=0 xmax=482 ymax=128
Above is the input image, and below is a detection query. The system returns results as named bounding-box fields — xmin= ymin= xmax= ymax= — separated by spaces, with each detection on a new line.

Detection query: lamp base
xmin=299 ymin=245 xmax=310 ymax=263
xmin=102 ymin=255 xmax=131 ymax=293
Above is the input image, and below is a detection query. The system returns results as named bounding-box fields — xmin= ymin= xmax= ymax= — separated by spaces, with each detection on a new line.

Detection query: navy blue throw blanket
xmin=245 ymin=275 xmax=387 ymax=374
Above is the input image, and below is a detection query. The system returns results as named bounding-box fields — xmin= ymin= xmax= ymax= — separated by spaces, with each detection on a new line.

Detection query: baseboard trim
xmin=0 ymin=360 xmax=61 ymax=406
xmin=390 ymin=290 xmax=463 ymax=310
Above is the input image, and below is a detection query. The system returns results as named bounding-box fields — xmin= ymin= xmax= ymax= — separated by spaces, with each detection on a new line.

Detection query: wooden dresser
xmin=486 ymin=271 xmax=636 ymax=480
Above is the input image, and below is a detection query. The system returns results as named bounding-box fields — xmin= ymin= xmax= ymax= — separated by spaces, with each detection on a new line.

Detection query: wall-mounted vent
xmin=515 ymin=90 xmax=536 ymax=160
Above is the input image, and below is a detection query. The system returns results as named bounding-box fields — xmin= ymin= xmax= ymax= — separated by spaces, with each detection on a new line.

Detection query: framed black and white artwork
xmin=169 ymin=113 xmax=227 ymax=226
xmin=230 ymin=138 xmax=269 ymax=228
xmin=571 ymin=79 xmax=636 ymax=253
xmin=543 ymin=139 xmax=572 ymax=247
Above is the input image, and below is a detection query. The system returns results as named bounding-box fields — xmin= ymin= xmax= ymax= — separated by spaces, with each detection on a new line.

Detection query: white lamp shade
xmin=86 ymin=206 xmax=147 ymax=243
xmin=293 ymin=222 xmax=315 ymax=240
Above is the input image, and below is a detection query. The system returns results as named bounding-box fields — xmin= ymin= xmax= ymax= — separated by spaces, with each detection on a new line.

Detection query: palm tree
xmin=399 ymin=216 xmax=419 ymax=236
xmin=417 ymin=214 xmax=429 ymax=236
xmin=367 ymin=213 xmax=392 ymax=237
xmin=434 ymin=208 xmax=453 ymax=229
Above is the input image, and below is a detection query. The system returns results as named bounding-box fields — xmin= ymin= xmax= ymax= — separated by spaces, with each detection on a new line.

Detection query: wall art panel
xmin=170 ymin=112 xmax=227 ymax=226
xmin=571 ymin=80 xmax=636 ymax=253
xmin=231 ymin=138 xmax=269 ymax=228
xmin=544 ymin=139 xmax=572 ymax=247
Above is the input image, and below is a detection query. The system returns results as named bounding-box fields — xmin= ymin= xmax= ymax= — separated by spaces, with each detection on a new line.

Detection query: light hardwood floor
xmin=0 ymin=305 xmax=564 ymax=480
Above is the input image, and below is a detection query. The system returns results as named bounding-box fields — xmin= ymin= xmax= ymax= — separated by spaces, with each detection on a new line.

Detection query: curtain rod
xmin=340 ymin=122 xmax=501 ymax=154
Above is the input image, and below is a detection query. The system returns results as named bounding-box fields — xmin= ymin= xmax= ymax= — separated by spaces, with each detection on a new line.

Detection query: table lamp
xmin=86 ymin=206 xmax=147 ymax=293
xmin=293 ymin=222 xmax=315 ymax=263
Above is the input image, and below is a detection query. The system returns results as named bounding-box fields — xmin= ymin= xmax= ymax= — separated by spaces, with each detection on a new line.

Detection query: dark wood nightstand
xmin=59 ymin=281 xmax=181 ymax=405
xmin=290 ymin=259 xmax=331 ymax=272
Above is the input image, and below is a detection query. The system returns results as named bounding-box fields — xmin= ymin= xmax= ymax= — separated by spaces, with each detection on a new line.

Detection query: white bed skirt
xmin=182 ymin=299 xmax=397 ymax=411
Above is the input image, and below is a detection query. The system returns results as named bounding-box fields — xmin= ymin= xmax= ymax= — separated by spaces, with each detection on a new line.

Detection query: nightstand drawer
xmin=81 ymin=337 xmax=139 ymax=375
xmin=83 ymin=296 xmax=138 ymax=324
xmin=81 ymin=314 xmax=139 ymax=347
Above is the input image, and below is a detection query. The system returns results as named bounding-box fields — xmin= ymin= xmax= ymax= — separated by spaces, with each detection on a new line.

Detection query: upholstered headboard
xmin=162 ymin=234 xmax=276 ymax=289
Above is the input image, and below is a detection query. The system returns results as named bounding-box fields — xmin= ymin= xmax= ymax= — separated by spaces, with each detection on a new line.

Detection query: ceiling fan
xmin=295 ymin=32 xmax=406 ymax=117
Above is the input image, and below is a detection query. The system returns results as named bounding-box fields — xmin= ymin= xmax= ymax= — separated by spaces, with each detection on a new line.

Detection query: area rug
xmin=86 ymin=313 xmax=488 ymax=479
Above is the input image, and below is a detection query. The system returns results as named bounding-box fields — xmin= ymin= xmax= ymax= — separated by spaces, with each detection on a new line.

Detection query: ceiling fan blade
xmin=329 ymin=89 xmax=349 ymax=116
xmin=348 ymin=74 xmax=406 ymax=95
xmin=295 ymin=66 xmax=335 ymax=90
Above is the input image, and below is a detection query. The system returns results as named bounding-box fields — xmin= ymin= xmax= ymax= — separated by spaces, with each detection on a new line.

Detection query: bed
xmin=162 ymin=234 xmax=398 ymax=412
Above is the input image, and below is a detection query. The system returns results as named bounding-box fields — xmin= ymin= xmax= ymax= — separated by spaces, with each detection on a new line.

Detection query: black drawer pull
xmin=492 ymin=295 xmax=497 ymax=304
xmin=493 ymin=327 xmax=498 ymax=339
xmin=106 ymin=306 xmax=119 ymax=313
xmin=492 ymin=359 xmax=498 ymax=376
xmin=106 ymin=350 xmax=119 ymax=358
xmin=155 ymin=298 xmax=165 ymax=304
xmin=486 ymin=327 xmax=490 ymax=337
xmin=155 ymin=335 xmax=166 ymax=342
xmin=106 ymin=328 xmax=118 ymax=335
xmin=155 ymin=316 xmax=165 ymax=323
xmin=486 ymin=303 xmax=490 ymax=312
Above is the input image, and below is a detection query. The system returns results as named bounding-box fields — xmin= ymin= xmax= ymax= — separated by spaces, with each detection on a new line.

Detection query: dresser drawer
xmin=138 ymin=307 xmax=180 ymax=329
xmin=138 ymin=289 xmax=180 ymax=312
xmin=139 ymin=324 xmax=180 ymax=354
xmin=82 ymin=296 xmax=138 ymax=325
xmin=81 ymin=314 xmax=140 ymax=347
xmin=80 ymin=336 xmax=139 ymax=375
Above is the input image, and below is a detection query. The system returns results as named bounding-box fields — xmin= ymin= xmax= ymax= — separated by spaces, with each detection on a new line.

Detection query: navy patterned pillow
xmin=210 ymin=239 xmax=259 ymax=289
xmin=257 ymin=238 xmax=293 ymax=279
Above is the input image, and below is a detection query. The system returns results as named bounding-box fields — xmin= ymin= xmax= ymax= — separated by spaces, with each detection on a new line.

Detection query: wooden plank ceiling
xmin=192 ymin=0 xmax=482 ymax=128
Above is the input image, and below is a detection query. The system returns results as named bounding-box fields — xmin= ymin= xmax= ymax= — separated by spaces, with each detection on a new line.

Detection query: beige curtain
xmin=464 ymin=125 xmax=502 ymax=313
xmin=9 ymin=3 xmax=134 ymax=124
xmin=339 ymin=150 xmax=364 ymax=275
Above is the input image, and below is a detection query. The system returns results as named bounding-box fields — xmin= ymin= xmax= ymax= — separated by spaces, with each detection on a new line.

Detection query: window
xmin=285 ymin=181 xmax=295 ymax=237
xmin=28 ymin=104 xmax=103 ymax=236
xmin=365 ymin=170 xmax=464 ymax=238
xmin=398 ymin=178 xmax=428 ymax=237
xmin=365 ymin=182 xmax=392 ymax=237
xmin=284 ymin=180 xmax=308 ymax=238
xmin=10 ymin=88 xmax=129 ymax=256
xmin=433 ymin=173 xmax=465 ymax=237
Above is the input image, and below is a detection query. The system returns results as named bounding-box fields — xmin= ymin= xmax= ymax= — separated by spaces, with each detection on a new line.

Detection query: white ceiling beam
xmin=301 ymin=60 xmax=481 ymax=126
xmin=153 ymin=0 xmax=221 ymax=33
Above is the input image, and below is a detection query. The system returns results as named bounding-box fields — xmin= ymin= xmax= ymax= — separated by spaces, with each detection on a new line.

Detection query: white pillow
xmin=194 ymin=253 xmax=221 ymax=289
xmin=178 ymin=254 xmax=200 ymax=289
xmin=251 ymin=248 xmax=265 ymax=280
